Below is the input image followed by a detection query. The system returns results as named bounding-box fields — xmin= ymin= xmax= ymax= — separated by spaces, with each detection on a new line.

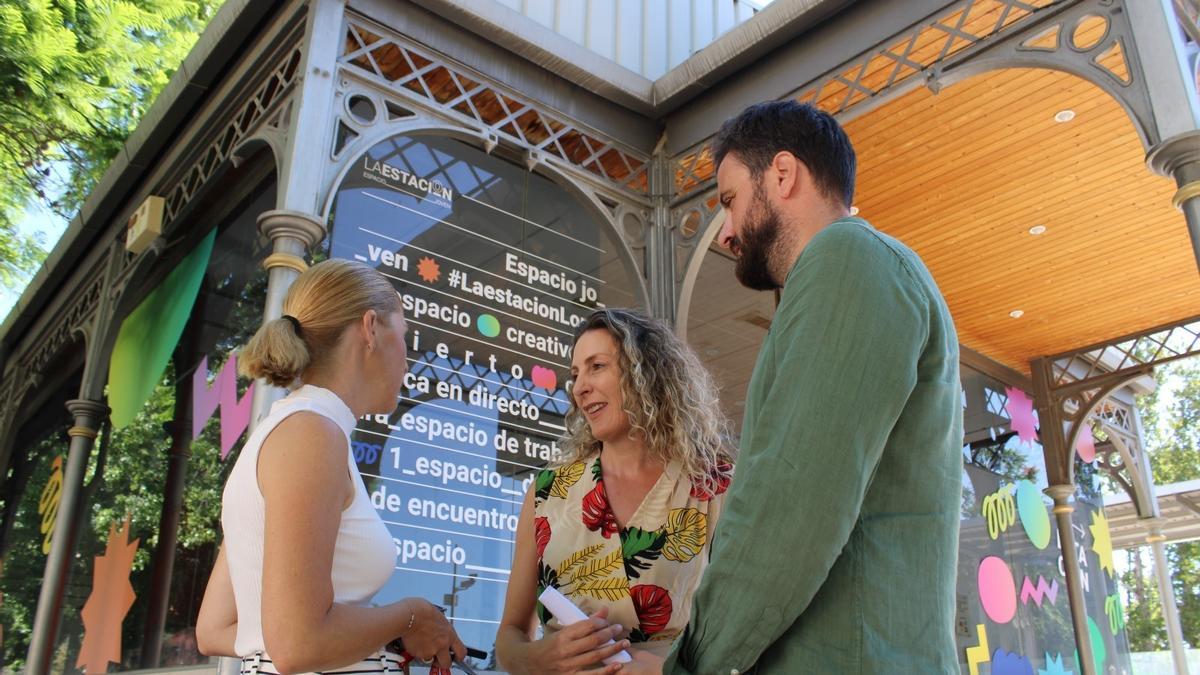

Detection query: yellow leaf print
xmin=573 ymin=577 xmax=630 ymax=601
xmin=662 ymin=507 xmax=707 ymax=563
xmin=567 ymin=550 xmax=622 ymax=585
xmin=556 ymin=544 xmax=604 ymax=578
xmin=550 ymin=461 xmax=586 ymax=499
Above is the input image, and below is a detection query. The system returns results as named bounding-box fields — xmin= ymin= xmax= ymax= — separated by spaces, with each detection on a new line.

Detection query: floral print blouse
xmin=533 ymin=454 xmax=732 ymax=657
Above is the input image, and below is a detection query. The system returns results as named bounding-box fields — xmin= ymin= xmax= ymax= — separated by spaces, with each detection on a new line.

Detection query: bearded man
xmin=630 ymin=101 xmax=963 ymax=675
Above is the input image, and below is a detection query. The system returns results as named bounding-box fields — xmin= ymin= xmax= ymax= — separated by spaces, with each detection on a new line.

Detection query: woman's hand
xmin=526 ymin=607 xmax=630 ymax=674
xmin=619 ymin=648 xmax=664 ymax=674
xmin=396 ymin=598 xmax=467 ymax=675
xmin=495 ymin=490 xmax=625 ymax=674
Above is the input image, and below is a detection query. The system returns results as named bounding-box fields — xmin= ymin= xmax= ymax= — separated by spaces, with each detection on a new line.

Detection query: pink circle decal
xmin=1076 ymin=428 xmax=1097 ymax=463
xmin=977 ymin=556 xmax=1017 ymax=624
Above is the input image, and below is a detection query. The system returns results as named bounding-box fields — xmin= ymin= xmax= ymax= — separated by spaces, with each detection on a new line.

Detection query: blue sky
xmin=1 ymin=201 xmax=69 ymax=321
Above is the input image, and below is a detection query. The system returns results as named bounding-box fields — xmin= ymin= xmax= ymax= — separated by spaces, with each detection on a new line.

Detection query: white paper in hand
xmin=538 ymin=586 xmax=633 ymax=664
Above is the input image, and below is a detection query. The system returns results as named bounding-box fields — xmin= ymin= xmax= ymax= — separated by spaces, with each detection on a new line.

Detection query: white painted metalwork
xmin=338 ymin=14 xmax=652 ymax=201
xmin=1096 ymin=404 xmax=1192 ymax=675
xmin=162 ymin=42 xmax=303 ymax=224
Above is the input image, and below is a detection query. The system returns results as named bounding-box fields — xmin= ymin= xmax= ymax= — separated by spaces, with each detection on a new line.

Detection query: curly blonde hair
xmin=559 ymin=309 xmax=735 ymax=493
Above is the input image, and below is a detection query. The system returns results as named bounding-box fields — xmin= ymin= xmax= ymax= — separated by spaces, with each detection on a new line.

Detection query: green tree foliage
xmin=1121 ymin=548 xmax=1168 ymax=651
xmin=0 ymin=364 xmax=236 ymax=669
xmin=0 ymin=241 xmax=266 ymax=669
xmin=0 ymin=0 xmax=220 ymax=290
xmin=1121 ymin=359 xmax=1200 ymax=652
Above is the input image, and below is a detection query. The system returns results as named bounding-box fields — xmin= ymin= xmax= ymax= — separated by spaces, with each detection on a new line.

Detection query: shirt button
xmin=730 ymin=670 xmax=740 ymax=675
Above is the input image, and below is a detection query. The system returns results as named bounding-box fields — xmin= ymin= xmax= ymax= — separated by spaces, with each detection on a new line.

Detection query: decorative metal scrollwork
xmin=339 ymin=16 xmax=650 ymax=198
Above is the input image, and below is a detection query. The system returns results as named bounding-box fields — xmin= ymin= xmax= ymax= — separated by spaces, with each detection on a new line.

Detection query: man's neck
xmin=772 ymin=205 xmax=851 ymax=286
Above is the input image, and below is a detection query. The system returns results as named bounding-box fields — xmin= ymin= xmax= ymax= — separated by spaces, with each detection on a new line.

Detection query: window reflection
xmin=329 ymin=134 xmax=642 ymax=666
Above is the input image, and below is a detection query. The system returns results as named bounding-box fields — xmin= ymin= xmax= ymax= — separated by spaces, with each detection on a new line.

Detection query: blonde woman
xmin=196 ymin=259 xmax=465 ymax=674
xmin=496 ymin=309 xmax=735 ymax=674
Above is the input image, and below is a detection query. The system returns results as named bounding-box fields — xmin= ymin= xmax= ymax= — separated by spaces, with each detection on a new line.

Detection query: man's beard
xmin=731 ymin=187 xmax=785 ymax=291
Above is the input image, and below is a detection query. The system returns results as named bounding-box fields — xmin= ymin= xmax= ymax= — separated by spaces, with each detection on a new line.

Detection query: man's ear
xmin=771 ymin=151 xmax=802 ymax=199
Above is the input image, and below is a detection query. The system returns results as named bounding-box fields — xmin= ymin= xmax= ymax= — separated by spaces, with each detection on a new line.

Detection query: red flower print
xmin=581 ymin=481 xmax=620 ymax=538
xmin=630 ymin=584 xmax=673 ymax=635
xmin=690 ymin=462 xmax=733 ymax=501
xmin=534 ymin=517 xmax=551 ymax=559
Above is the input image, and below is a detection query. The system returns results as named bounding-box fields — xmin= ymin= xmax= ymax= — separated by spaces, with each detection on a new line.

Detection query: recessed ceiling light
xmin=1029 ymin=225 xmax=1047 ymax=235
xmin=1054 ymin=109 xmax=1076 ymax=123
xmin=849 ymin=206 xmax=860 ymax=216
xmin=1009 ymin=309 xmax=1025 ymax=319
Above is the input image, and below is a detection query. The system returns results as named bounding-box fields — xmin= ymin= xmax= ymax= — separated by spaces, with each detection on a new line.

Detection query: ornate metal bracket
xmin=160 ymin=46 xmax=303 ymax=226
xmin=338 ymin=15 xmax=650 ymax=201
xmin=670 ymin=0 xmax=1161 ymax=203
xmin=326 ymin=25 xmax=654 ymax=299
xmin=1033 ymin=314 xmax=1200 ymax=485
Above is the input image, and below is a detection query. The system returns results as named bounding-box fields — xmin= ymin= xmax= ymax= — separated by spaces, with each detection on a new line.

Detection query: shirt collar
xmin=784 ymin=216 xmax=871 ymax=286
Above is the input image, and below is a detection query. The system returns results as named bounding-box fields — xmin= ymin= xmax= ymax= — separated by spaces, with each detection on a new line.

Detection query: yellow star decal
xmin=1089 ymin=510 xmax=1115 ymax=578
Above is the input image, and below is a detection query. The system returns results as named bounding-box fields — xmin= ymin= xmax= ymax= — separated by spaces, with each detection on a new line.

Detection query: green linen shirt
xmin=664 ymin=218 xmax=962 ymax=674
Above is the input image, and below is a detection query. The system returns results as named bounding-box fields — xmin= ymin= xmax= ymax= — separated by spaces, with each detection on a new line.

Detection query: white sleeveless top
xmin=221 ymin=385 xmax=395 ymax=657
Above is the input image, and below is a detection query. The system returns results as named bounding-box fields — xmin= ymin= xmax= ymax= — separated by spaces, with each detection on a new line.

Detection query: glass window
xmin=1074 ymin=444 xmax=1133 ymax=674
xmin=328 ymin=133 xmax=643 ymax=667
xmin=956 ymin=366 xmax=1132 ymax=673
xmin=0 ymin=420 xmax=72 ymax=672
xmin=0 ymin=179 xmax=273 ymax=673
xmin=148 ymin=181 xmax=274 ymax=668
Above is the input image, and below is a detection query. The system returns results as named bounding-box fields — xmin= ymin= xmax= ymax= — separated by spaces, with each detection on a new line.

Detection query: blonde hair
xmin=559 ymin=309 xmax=735 ymax=494
xmin=239 ymin=259 xmax=400 ymax=386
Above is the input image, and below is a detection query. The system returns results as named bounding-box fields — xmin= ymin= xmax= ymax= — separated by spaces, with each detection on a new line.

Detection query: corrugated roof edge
xmin=651 ymin=0 xmax=849 ymax=113
xmin=418 ymin=0 xmax=656 ymax=115
xmin=425 ymin=0 xmax=846 ymax=118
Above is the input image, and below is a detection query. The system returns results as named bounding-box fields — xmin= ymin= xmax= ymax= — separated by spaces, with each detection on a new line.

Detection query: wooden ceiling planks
xmin=844 ymin=67 xmax=1196 ymax=375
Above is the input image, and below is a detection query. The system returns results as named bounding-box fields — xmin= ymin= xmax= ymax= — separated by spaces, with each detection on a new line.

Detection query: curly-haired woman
xmin=496 ymin=309 xmax=735 ymax=674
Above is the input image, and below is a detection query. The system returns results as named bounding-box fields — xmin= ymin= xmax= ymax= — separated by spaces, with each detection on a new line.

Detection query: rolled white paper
xmin=538 ymin=586 xmax=633 ymax=664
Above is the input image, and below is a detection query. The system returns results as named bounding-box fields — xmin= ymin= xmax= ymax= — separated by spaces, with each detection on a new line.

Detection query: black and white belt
xmin=239 ymin=651 xmax=411 ymax=674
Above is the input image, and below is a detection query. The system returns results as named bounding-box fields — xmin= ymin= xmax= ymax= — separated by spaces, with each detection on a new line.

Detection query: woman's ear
xmin=361 ymin=309 xmax=378 ymax=352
